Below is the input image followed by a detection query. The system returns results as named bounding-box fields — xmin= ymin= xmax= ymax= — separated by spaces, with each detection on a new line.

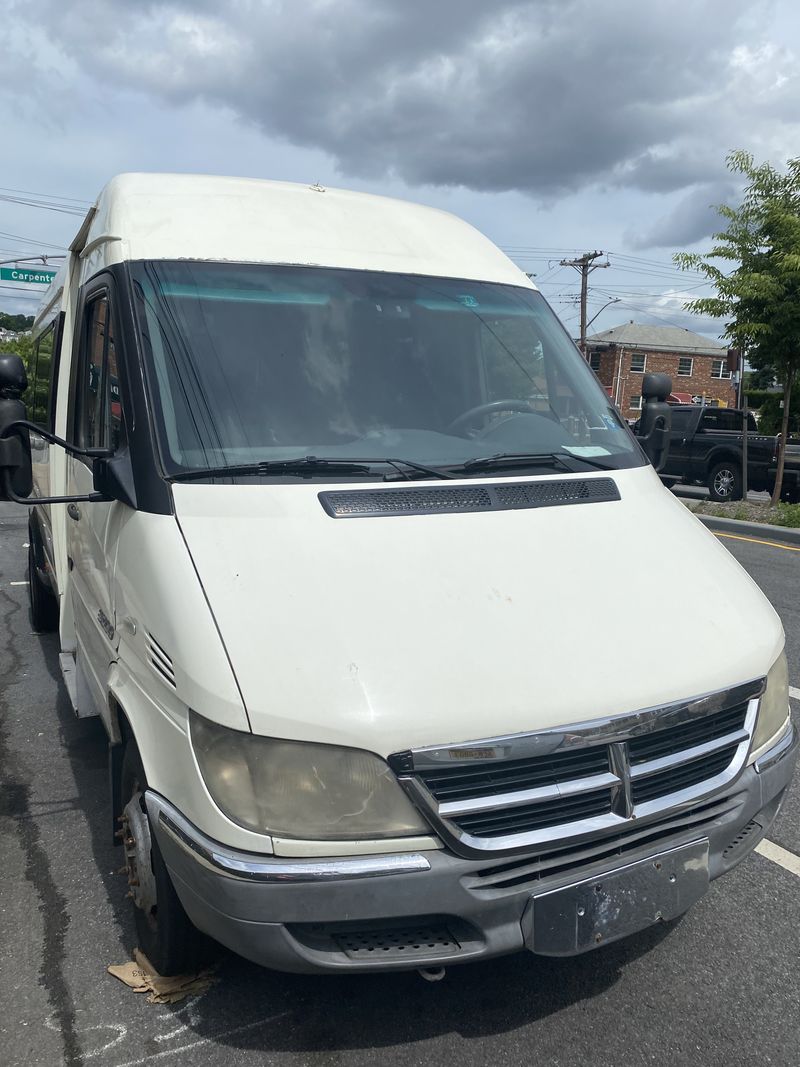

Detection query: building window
xmin=629 ymin=395 xmax=643 ymax=410
xmin=630 ymin=354 xmax=646 ymax=373
xmin=589 ymin=352 xmax=601 ymax=371
xmin=677 ymin=357 xmax=693 ymax=376
xmin=711 ymin=358 xmax=731 ymax=379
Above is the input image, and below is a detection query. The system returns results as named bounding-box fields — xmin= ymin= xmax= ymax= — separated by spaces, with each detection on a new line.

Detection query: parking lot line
xmin=755 ymin=839 xmax=800 ymax=878
xmin=790 ymin=687 xmax=800 ymax=701
xmin=714 ymin=531 xmax=800 ymax=553
xmin=111 ymin=1010 xmax=291 ymax=1067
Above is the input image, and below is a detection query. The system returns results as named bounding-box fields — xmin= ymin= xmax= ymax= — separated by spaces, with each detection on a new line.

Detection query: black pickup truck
xmin=660 ymin=405 xmax=779 ymax=502
xmin=777 ymin=442 xmax=800 ymax=502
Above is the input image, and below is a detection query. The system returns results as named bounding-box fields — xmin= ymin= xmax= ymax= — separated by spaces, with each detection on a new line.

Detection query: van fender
xmin=106 ymin=659 xmax=276 ymax=856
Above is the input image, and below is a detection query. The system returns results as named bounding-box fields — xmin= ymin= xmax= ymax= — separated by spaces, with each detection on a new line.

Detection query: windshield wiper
xmin=452 ymin=451 xmax=616 ymax=474
xmin=452 ymin=452 xmax=574 ymax=474
xmin=169 ymin=455 xmax=454 ymax=482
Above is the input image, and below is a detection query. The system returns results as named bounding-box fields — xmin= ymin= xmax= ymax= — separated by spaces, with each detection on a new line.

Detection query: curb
xmin=696 ymin=514 xmax=800 ymax=545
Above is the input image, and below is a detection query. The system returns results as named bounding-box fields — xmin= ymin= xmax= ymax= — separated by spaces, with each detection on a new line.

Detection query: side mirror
xmin=0 ymin=352 xmax=125 ymax=507
xmin=0 ymin=353 xmax=33 ymax=500
xmin=636 ymin=372 xmax=673 ymax=472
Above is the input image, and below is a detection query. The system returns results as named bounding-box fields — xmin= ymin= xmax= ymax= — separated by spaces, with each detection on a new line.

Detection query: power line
xmin=0 ymin=185 xmax=92 ymax=205
xmin=0 ymin=229 xmax=68 ymax=252
xmin=0 ymin=193 xmax=85 ymax=216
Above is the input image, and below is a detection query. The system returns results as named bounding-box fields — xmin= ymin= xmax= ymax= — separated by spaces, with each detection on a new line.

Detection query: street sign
xmin=0 ymin=267 xmax=57 ymax=285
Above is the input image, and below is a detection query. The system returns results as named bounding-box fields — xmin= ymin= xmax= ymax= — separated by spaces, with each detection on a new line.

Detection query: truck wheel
xmin=28 ymin=541 xmax=59 ymax=632
xmin=707 ymin=461 xmax=742 ymax=502
xmin=780 ymin=482 xmax=800 ymax=504
xmin=119 ymin=741 xmax=203 ymax=976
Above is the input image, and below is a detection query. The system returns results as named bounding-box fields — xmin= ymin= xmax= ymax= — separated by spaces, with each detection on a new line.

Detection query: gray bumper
xmin=147 ymin=724 xmax=797 ymax=974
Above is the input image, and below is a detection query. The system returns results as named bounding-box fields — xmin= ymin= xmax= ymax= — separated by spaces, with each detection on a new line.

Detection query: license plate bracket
xmin=524 ymin=838 xmax=710 ymax=956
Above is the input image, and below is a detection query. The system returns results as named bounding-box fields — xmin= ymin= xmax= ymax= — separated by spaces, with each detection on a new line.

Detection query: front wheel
xmin=707 ymin=461 xmax=742 ymax=502
xmin=119 ymin=741 xmax=203 ymax=975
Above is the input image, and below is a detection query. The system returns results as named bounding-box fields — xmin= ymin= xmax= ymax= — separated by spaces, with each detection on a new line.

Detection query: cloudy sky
xmin=2 ymin=0 xmax=799 ymax=337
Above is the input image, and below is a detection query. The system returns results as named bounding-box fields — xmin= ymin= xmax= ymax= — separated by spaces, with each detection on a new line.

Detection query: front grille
xmin=396 ymin=679 xmax=761 ymax=855
xmin=628 ymin=702 xmax=748 ymax=764
xmin=632 ymin=742 xmax=741 ymax=804
xmin=465 ymin=794 xmax=737 ymax=893
xmin=454 ymin=788 xmax=613 ymax=839
xmin=419 ymin=746 xmax=610 ymax=803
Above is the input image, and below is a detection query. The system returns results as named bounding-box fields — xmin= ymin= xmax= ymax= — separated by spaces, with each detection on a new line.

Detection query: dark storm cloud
xmin=17 ymin=0 xmax=800 ymax=199
xmin=627 ymin=182 xmax=739 ymax=249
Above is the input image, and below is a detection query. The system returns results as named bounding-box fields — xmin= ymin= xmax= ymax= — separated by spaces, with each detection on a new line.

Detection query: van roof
xmin=70 ymin=172 xmax=531 ymax=289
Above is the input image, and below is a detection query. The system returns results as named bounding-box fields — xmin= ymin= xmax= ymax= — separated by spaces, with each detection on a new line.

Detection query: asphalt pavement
xmin=1 ymin=501 xmax=799 ymax=1067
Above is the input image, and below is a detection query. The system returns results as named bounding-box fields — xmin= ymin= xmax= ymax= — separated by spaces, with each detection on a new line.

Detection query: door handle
xmin=67 ymin=502 xmax=81 ymax=522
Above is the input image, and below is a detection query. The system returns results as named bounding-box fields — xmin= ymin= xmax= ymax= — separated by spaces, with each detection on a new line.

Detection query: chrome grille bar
xmin=629 ymin=729 xmax=750 ymax=780
xmin=393 ymin=679 xmax=764 ymax=859
xmin=437 ymin=772 xmax=620 ymax=818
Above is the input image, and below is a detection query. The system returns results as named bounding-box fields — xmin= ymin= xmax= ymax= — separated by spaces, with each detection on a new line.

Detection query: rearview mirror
xmin=636 ymin=373 xmax=672 ymax=472
xmin=0 ymin=353 xmax=33 ymax=500
xmin=0 ymin=351 xmax=123 ymax=506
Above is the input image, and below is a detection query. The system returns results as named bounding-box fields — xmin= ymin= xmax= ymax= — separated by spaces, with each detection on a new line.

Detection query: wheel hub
xmin=121 ymin=793 xmax=157 ymax=916
xmin=714 ymin=469 xmax=734 ymax=496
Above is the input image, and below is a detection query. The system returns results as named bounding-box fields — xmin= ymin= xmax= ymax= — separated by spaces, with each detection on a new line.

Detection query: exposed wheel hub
xmin=121 ymin=793 xmax=157 ymax=917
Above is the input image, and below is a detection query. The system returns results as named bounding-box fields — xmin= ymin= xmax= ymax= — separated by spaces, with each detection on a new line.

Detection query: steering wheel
xmin=447 ymin=399 xmax=534 ymax=435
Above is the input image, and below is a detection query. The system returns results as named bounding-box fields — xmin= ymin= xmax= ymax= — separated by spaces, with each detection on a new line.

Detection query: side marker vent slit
xmin=145 ymin=632 xmax=176 ymax=689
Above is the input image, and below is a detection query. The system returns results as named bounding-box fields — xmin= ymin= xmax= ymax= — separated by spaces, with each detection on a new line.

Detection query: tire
xmin=707 ymin=460 xmax=743 ymax=502
xmin=119 ymin=741 xmax=203 ymax=975
xmin=780 ymin=482 xmax=800 ymax=504
xmin=28 ymin=541 xmax=59 ymax=632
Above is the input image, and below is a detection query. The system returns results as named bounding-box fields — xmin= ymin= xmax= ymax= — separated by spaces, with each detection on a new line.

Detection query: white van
xmin=0 ymin=174 xmax=794 ymax=976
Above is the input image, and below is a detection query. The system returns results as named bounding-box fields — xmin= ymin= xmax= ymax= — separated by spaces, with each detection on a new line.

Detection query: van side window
xmin=26 ymin=323 xmax=55 ymax=429
xmin=76 ymin=295 xmax=125 ymax=451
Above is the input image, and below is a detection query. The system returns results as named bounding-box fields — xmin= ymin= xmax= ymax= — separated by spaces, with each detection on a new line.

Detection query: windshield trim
xmin=129 ymin=260 xmax=647 ymax=485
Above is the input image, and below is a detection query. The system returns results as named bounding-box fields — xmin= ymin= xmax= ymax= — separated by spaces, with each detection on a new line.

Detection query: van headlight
xmin=753 ymin=651 xmax=790 ymax=752
xmin=189 ymin=711 xmax=428 ymax=839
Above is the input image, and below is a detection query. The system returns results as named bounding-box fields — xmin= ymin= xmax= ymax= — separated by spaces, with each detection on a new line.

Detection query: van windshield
xmin=130 ymin=261 xmax=642 ymax=478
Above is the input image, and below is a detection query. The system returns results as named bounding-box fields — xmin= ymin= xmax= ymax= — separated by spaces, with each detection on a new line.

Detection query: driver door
xmin=66 ymin=285 xmax=125 ymax=719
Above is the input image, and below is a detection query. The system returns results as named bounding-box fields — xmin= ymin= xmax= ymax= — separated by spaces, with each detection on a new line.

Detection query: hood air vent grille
xmin=145 ymin=632 xmax=176 ymax=689
xmin=319 ymin=478 xmax=620 ymax=518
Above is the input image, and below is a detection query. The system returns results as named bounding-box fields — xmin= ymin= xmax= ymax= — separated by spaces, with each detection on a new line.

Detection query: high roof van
xmin=0 ymin=174 xmax=794 ymax=976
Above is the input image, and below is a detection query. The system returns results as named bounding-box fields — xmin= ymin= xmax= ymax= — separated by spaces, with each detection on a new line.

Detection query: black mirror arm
xmin=0 ymin=420 xmax=113 ymax=460
xmin=0 ymin=420 xmax=111 ymax=505
xmin=0 ymin=466 xmax=109 ymax=505
xmin=637 ymin=414 xmax=670 ymax=473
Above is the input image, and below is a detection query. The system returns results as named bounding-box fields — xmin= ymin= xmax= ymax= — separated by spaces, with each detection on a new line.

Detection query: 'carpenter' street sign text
xmin=0 ymin=267 xmax=57 ymax=285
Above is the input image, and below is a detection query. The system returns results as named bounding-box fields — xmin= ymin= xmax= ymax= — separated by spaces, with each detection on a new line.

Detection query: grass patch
xmin=681 ymin=498 xmax=800 ymax=528
xmin=775 ymin=503 xmax=800 ymax=528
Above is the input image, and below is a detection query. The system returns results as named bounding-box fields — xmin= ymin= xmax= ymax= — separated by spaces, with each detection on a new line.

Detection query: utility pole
xmin=560 ymin=251 xmax=610 ymax=357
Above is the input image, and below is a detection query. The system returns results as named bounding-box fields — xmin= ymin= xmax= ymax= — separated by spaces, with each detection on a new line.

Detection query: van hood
xmin=173 ymin=468 xmax=783 ymax=758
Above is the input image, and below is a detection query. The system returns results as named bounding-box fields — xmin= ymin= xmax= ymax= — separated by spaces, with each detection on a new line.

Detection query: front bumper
xmin=147 ymin=722 xmax=797 ymax=974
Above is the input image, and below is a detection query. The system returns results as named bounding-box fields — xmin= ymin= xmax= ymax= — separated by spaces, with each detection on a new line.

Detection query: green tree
xmin=746 ymin=364 xmax=777 ymax=390
xmin=676 ymin=150 xmax=800 ymax=504
xmin=0 ymin=312 xmax=34 ymax=332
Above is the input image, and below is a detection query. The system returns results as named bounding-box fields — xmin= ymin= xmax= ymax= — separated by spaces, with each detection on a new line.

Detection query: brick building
xmin=585 ymin=322 xmax=736 ymax=420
